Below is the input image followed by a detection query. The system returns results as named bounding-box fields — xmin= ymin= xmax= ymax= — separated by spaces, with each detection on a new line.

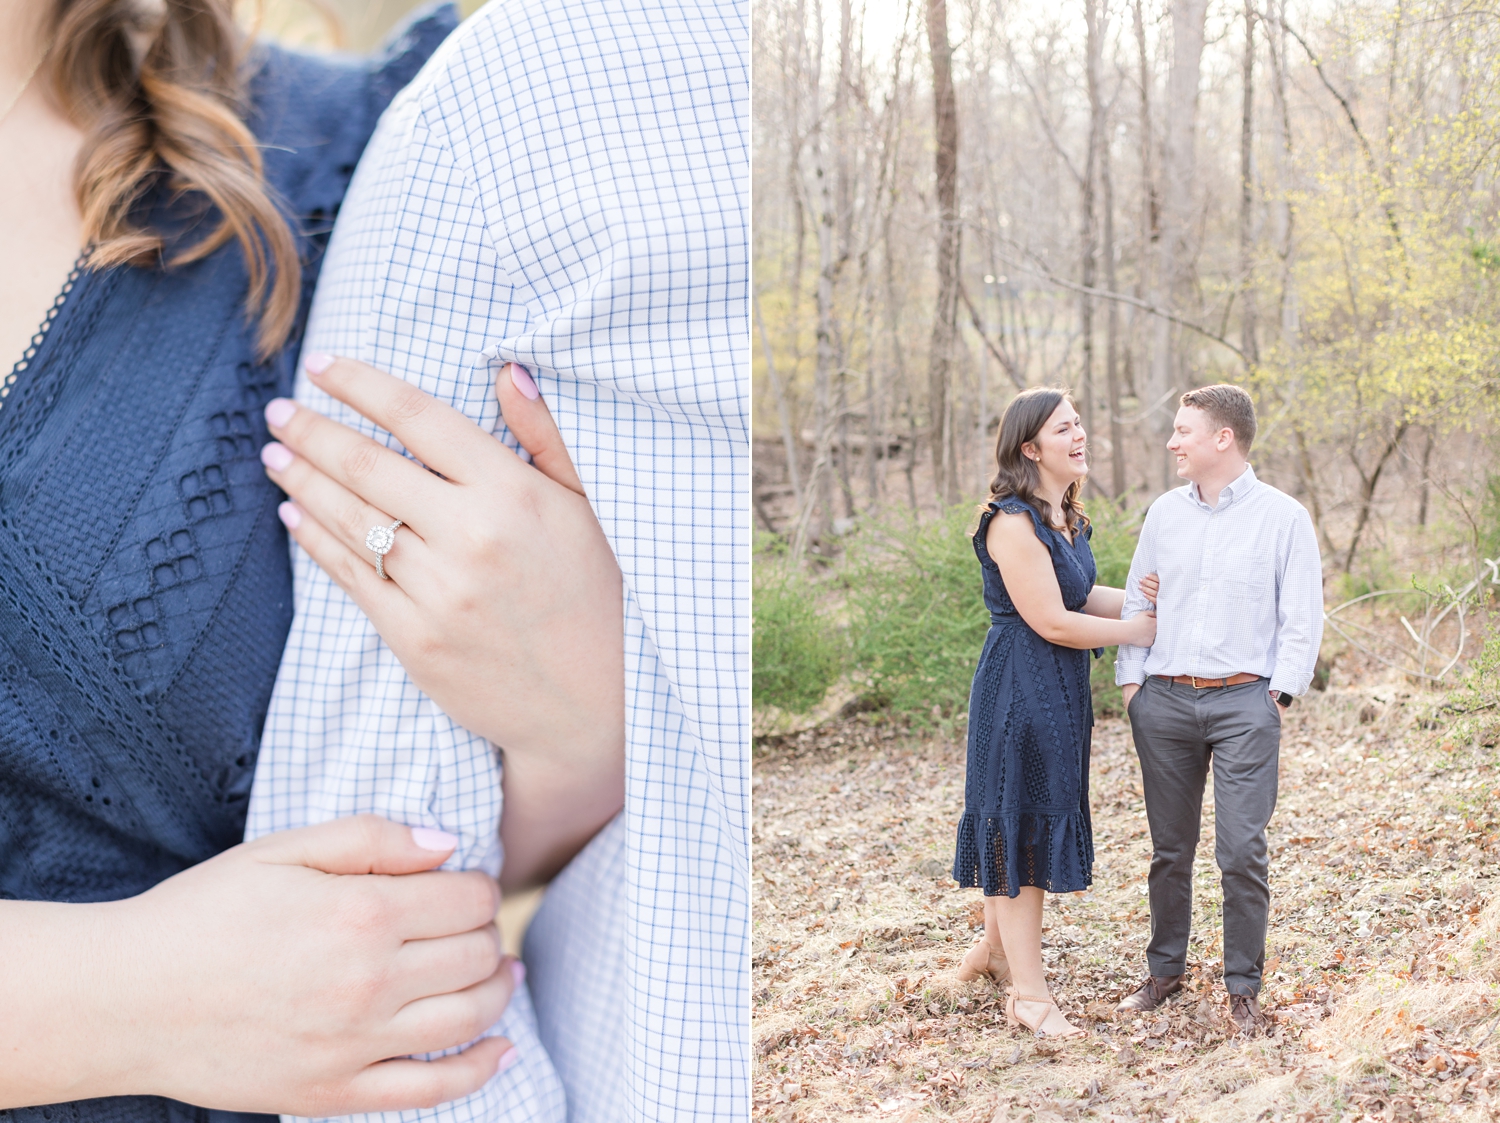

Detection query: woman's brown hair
xmin=43 ymin=0 xmax=299 ymax=358
xmin=982 ymin=386 xmax=1090 ymax=537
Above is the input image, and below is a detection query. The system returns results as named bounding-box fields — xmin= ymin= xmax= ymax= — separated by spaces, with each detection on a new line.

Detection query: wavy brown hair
xmin=982 ymin=386 xmax=1090 ymax=537
xmin=43 ymin=0 xmax=299 ymax=357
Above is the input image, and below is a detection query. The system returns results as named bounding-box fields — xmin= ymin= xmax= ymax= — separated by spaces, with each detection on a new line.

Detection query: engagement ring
xmin=365 ymin=519 xmax=403 ymax=580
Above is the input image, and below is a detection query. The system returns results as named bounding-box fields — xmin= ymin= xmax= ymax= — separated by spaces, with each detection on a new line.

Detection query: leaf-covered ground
xmin=752 ymin=671 xmax=1500 ymax=1122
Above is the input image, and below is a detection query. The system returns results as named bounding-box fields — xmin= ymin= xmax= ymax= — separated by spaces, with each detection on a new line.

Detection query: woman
xmin=951 ymin=387 xmax=1157 ymax=1038
xmin=0 ymin=1 xmax=619 ymax=1115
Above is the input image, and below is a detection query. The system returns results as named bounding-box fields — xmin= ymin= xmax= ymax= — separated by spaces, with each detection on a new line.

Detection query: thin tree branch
xmin=959 ymin=282 xmax=1026 ymax=390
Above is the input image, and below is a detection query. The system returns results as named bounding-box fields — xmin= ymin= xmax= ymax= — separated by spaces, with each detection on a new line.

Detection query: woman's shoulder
xmin=244 ymin=4 xmax=460 ymax=210
xmin=975 ymin=496 xmax=1049 ymax=568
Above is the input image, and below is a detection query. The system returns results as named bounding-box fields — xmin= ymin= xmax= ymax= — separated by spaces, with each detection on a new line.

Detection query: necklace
xmin=0 ymin=42 xmax=51 ymax=130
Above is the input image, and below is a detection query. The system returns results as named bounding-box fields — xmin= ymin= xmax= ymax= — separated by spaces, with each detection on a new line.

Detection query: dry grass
xmin=752 ymin=664 xmax=1500 ymax=1122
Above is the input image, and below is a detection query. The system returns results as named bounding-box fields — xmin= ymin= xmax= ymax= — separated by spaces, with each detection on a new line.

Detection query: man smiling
xmin=1114 ymin=385 xmax=1324 ymax=1033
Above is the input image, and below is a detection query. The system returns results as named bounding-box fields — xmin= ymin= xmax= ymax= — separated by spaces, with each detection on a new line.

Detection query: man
xmin=1114 ymin=385 xmax=1323 ymax=1033
xmin=247 ymin=0 xmax=749 ymax=1119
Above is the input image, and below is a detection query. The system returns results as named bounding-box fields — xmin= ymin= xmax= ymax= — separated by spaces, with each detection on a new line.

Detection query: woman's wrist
xmin=0 ymin=898 xmax=146 ymax=1105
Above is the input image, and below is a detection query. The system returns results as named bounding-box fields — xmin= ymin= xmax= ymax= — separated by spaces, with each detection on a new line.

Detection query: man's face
xmin=1166 ymin=406 xmax=1233 ymax=482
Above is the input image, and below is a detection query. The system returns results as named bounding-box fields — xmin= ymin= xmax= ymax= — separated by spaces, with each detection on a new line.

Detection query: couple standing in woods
xmin=952 ymin=383 xmax=1325 ymax=1038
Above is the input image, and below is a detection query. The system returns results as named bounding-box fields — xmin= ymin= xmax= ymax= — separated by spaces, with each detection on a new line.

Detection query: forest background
xmin=752 ymin=0 xmax=1500 ymax=725
xmin=752 ymin=1 xmax=1500 ymax=1120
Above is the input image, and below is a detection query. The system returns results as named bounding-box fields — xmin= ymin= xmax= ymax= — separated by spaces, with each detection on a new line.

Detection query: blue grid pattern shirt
xmin=245 ymin=1 xmax=750 ymax=1120
xmin=1114 ymin=464 xmax=1325 ymax=696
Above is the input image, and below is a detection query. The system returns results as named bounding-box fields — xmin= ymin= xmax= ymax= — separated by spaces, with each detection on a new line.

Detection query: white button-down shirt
xmin=1114 ymin=464 xmax=1325 ymax=696
xmin=245 ymin=1 xmax=749 ymax=1120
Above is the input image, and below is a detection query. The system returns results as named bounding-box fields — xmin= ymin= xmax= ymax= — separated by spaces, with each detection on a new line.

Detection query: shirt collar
xmin=1188 ymin=462 xmax=1257 ymax=510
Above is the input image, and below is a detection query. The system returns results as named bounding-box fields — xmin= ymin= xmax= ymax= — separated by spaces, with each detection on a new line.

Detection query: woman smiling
xmin=951 ymin=387 xmax=1158 ymax=1038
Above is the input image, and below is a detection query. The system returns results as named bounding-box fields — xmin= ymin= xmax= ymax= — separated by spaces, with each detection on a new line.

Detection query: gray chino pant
xmin=1126 ymin=676 xmax=1282 ymax=996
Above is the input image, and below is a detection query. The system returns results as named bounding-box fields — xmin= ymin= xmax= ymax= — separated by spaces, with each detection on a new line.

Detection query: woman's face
xmin=1021 ymin=400 xmax=1087 ymax=487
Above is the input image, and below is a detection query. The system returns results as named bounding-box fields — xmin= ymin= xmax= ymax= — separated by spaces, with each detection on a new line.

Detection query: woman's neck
xmin=0 ymin=4 xmax=47 ymax=92
xmin=1035 ymin=474 xmax=1070 ymax=525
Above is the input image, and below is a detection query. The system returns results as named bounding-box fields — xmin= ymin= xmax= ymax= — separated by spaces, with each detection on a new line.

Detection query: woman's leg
xmin=988 ymin=888 xmax=1079 ymax=1034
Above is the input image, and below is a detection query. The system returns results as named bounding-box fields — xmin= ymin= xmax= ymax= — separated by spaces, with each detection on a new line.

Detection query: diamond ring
xmin=365 ymin=518 xmax=403 ymax=580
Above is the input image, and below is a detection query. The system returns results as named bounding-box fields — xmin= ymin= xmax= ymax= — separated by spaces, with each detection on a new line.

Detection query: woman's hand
xmin=259 ymin=356 xmax=625 ymax=890
xmin=1124 ymin=610 xmax=1158 ymax=647
xmin=1139 ymin=572 xmax=1160 ymax=604
xmin=0 ymin=817 xmax=517 ymax=1113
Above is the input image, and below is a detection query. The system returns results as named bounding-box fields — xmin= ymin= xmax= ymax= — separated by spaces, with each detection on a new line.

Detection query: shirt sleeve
xmin=1114 ymin=503 xmax=1158 ymax=686
xmin=1269 ymin=505 xmax=1326 ymax=696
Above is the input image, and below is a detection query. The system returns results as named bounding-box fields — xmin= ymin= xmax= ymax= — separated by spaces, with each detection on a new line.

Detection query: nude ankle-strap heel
xmin=956 ymin=938 xmax=1011 ymax=985
xmin=1005 ymin=990 xmax=1086 ymax=1038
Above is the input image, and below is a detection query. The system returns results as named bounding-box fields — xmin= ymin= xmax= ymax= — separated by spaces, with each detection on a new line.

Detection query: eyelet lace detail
xmin=0 ymin=249 xmax=91 ymax=411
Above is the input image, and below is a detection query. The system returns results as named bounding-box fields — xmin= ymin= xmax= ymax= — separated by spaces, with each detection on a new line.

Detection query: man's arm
xmin=1270 ymin=505 xmax=1325 ymax=696
xmin=1115 ymin=504 xmax=1159 ymax=688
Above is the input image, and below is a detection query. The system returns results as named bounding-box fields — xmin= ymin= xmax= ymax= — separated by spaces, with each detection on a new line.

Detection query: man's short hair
xmin=1181 ymin=384 xmax=1256 ymax=455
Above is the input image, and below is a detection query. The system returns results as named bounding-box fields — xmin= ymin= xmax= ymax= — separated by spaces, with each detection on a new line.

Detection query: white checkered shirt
xmin=244 ymin=1 xmax=750 ymax=1120
xmin=1114 ymin=464 xmax=1325 ymax=696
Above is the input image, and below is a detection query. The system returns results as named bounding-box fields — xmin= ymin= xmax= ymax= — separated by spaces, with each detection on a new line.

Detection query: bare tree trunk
xmin=1149 ymin=0 xmax=1208 ymax=494
xmin=1133 ymin=0 xmax=1161 ymax=488
xmin=754 ymin=290 xmax=803 ymax=512
xmin=1293 ymin=423 xmax=1335 ymax=558
xmin=1267 ymin=0 xmax=1298 ymax=348
xmin=1099 ymin=52 xmax=1124 ymax=497
xmin=1080 ymin=0 xmax=1103 ymax=443
xmin=1344 ymin=424 xmax=1409 ymax=573
xmin=1417 ymin=428 xmax=1434 ymax=526
xmin=927 ymin=0 xmax=961 ymax=506
xmin=1239 ymin=2 xmax=1259 ymax=366
xmin=833 ymin=0 xmax=855 ymax=520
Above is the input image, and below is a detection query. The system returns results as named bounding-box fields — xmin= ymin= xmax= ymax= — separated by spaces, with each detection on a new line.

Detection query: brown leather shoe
xmin=1115 ymin=974 xmax=1183 ymax=1013
xmin=1229 ymin=994 xmax=1266 ymax=1035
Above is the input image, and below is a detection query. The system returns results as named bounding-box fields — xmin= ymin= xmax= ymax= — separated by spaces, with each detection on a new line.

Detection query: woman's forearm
xmin=0 ymin=899 xmax=138 ymax=1105
xmin=1082 ymin=585 xmax=1126 ymax=619
xmin=499 ymin=743 xmax=624 ymax=893
xmin=1025 ymin=609 xmax=1142 ymax=650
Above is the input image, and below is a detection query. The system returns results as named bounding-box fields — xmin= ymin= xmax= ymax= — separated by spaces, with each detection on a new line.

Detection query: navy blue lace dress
xmin=0 ymin=10 xmax=454 ymax=1123
xmin=952 ymin=497 xmax=1097 ymax=897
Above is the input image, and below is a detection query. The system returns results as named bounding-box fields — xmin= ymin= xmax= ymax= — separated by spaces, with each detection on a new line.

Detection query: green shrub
xmin=840 ymin=497 xmax=1146 ymax=723
xmin=843 ymin=506 xmax=990 ymax=722
xmin=1481 ymin=474 xmax=1500 ymax=564
xmin=752 ymin=562 xmax=843 ymax=714
xmin=1442 ymin=632 xmax=1500 ymax=748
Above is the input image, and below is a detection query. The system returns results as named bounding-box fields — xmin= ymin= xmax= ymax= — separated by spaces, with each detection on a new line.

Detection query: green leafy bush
xmin=843 ymin=506 xmax=990 ymax=721
xmin=752 ymin=560 xmax=843 ymax=714
xmin=839 ymin=498 xmax=1145 ymax=723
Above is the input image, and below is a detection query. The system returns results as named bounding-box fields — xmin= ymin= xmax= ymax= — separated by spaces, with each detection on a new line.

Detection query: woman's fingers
xmin=264 ymin=443 xmax=434 ymax=580
xmin=387 ymin=956 xmax=518 ymax=1057
xmin=495 ymin=362 xmax=584 ymax=497
xmin=304 ymin=354 xmax=515 ymax=487
xmin=264 ymin=395 xmax=443 ymax=533
xmin=392 ymin=923 xmax=506 ymax=1005
xmin=340 ymin=1037 xmax=514 ymax=1115
xmin=276 ymin=497 xmax=413 ymax=615
xmin=246 ymin=815 xmax=457 ymax=876
xmin=382 ymin=869 xmax=502 ymax=943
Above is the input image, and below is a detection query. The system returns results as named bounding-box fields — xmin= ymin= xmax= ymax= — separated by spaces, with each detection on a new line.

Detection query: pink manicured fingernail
xmin=510 ymin=959 xmax=527 ymax=986
xmin=411 ymin=826 xmax=459 ymax=852
xmin=277 ymin=501 xmax=301 ymax=530
xmin=260 ymin=442 xmax=294 ymax=471
xmin=509 ymin=363 xmax=540 ymax=401
xmin=304 ymin=352 xmax=335 ymax=375
xmin=497 ymin=1047 xmax=520 ymax=1073
xmin=265 ymin=398 xmax=297 ymax=428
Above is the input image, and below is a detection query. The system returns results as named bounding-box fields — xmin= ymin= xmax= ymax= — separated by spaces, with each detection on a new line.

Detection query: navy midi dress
xmin=952 ymin=496 xmax=1098 ymax=897
xmin=0 ymin=10 xmax=454 ymax=1123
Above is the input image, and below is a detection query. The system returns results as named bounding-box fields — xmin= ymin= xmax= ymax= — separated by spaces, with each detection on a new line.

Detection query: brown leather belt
xmin=1155 ymin=672 xmax=1261 ymax=689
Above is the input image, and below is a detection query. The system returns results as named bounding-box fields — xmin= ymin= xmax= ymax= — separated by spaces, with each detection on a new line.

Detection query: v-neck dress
xmin=952 ymin=497 xmax=1097 ymax=897
xmin=0 ymin=11 xmax=454 ymax=1123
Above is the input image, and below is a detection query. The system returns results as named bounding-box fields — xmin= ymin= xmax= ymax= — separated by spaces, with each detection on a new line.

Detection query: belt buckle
xmin=1190 ymin=675 xmax=1200 ymax=689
